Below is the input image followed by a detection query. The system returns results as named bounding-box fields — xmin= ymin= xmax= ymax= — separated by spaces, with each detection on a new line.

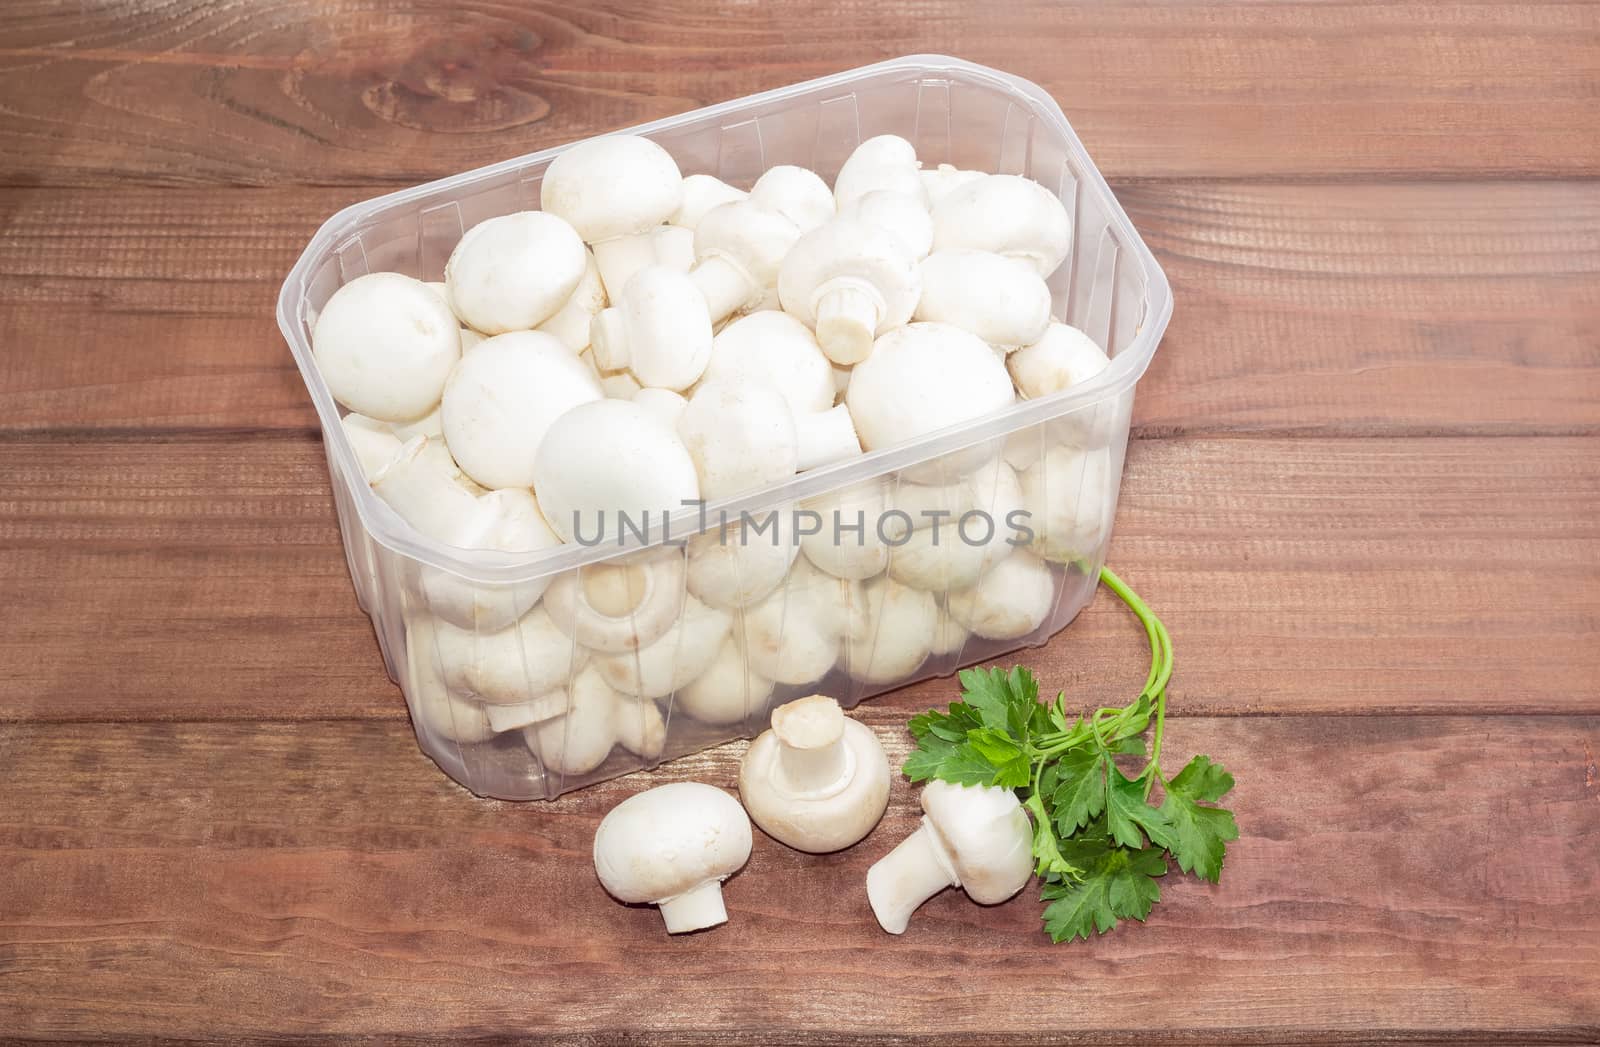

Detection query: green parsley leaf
xmin=1041 ymin=831 xmax=1168 ymax=942
xmin=1105 ymin=765 xmax=1174 ymax=851
xmin=1050 ymin=746 xmax=1108 ymax=834
xmin=1158 ymin=756 xmax=1239 ymax=882
xmin=1023 ymin=791 xmax=1081 ymax=880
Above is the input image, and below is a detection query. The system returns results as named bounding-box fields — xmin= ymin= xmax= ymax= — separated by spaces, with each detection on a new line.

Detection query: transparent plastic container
xmin=276 ymin=55 xmax=1172 ymax=800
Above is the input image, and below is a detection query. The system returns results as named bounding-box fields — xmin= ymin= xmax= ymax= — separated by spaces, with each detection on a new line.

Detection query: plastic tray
xmin=276 ymin=54 xmax=1172 ymax=799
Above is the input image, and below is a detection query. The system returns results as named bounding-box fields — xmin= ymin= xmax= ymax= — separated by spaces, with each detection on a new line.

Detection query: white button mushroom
xmin=686 ymin=514 xmax=800 ymax=610
xmin=919 ymin=164 xmax=985 ymax=207
xmin=834 ymin=134 xmax=927 ymax=208
xmin=412 ymin=487 xmax=566 ymax=632
xmin=532 ymin=399 xmax=700 ymax=544
xmin=748 ymin=164 xmax=836 ymax=234
xmin=588 ymin=224 xmax=700 ymax=305
xmin=439 ymin=331 xmax=602 ymax=491
xmin=838 ymin=189 xmax=934 ymax=260
xmin=778 ymin=217 xmax=921 ymax=366
xmin=589 ymin=265 xmax=714 ymax=391
xmin=535 ymin=249 xmax=608 ymax=352
xmin=340 ymin=414 xmax=405 ymax=480
xmin=1018 ymin=445 xmax=1115 ymax=564
xmin=677 ymin=378 xmax=799 ymax=502
xmin=629 ymin=387 xmax=689 ymax=431
xmin=404 ymin=621 xmax=496 ymax=745
xmin=369 ymin=435 xmax=482 ymax=543
xmin=1006 ymin=323 xmax=1116 ymax=454
xmin=592 ymin=781 xmax=753 ymax=934
xmin=843 ymin=575 xmax=937 ymax=684
xmin=946 ymin=549 xmax=1057 ymax=640
xmin=527 ymin=664 xmax=665 ymax=776
xmin=702 ymin=312 xmax=860 ymax=469
xmin=914 ymin=249 xmax=1052 ymax=352
xmin=885 ymin=458 xmax=1023 ymax=592
xmin=742 ymin=557 xmax=867 ymax=687
xmin=540 ymin=134 xmax=684 ymax=298
xmin=671 ymin=173 xmax=748 ymax=229
xmin=415 ymin=605 xmax=584 ymax=708
xmin=675 ymin=636 xmax=776 ymax=725
xmin=688 ymin=199 xmax=802 ymax=325
xmin=543 ymin=548 xmax=688 ymax=654
xmin=930 ymin=604 xmax=972 ymax=657
xmin=738 ymin=694 xmax=890 ymax=853
xmin=845 ymin=322 xmax=1015 ymax=482
xmin=931 ymin=173 xmax=1073 ymax=279
xmin=444 ymin=211 xmax=588 ymax=335
xmin=866 ymin=779 xmax=1034 ymax=934
xmin=593 ymin=594 xmax=731 ymax=700
xmin=313 ymin=272 xmax=461 ymax=422
xmin=799 ymin=478 xmax=891 ymax=581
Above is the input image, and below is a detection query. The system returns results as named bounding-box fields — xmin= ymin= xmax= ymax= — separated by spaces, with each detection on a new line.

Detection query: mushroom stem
xmin=813 ymin=281 xmax=884 ymax=365
xmin=591 ymin=232 xmax=656 ymax=300
xmin=690 ymin=256 xmax=755 ymax=321
xmin=769 ymin=695 xmax=853 ymax=796
xmin=865 ymin=818 xmax=961 ymax=935
xmin=794 ymin=403 xmax=862 ymax=470
xmin=657 ymin=879 xmax=729 ymax=934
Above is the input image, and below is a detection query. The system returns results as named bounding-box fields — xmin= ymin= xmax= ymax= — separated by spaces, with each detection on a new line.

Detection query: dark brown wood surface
xmin=1 ymin=2 xmax=1597 ymax=1043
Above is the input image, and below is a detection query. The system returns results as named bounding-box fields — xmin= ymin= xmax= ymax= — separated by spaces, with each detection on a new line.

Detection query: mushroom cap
xmin=693 ymin=200 xmax=802 ymax=287
xmin=840 ymin=189 xmax=934 ymax=259
xmin=672 ymin=174 xmax=748 ymax=229
xmin=676 ymin=636 xmax=775 ymax=725
xmin=1018 ymin=445 xmax=1114 ymax=564
xmin=885 ymin=457 xmax=1023 ymax=592
xmin=409 ymin=488 xmax=563 ymax=631
xmin=704 ymin=312 xmax=835 ymax=416
xmin=592 ymin=265 xmax=713 ymax=390
xmin=686 ymin=512 xmax=801 ymax=610
xmin=541 ymin=135 xmax=684 ymax=243
xmin=738 ymin=698 xmax=891 ymax=852
xmin=845 ymin=322 xmax=1015 ymax=461
xmin=799 ymin=479 xmax=891 ymax=581
xmin=543 ymin=547 xmax=688 ymax=654
xmin=919 ymin=164 xmax=986 ymax=207
xmin=313 ymin=272 xmax=461 ymax=422
xmin=536 ymin=249 xmax=608 ymax=352
xmin=630 ymin=387 xmax=689 ymax=431
xmin=946 ymin=549 xmax=1057 ymax=640
xmin=341 ymin=414 xmax=405 ymax=480
xmin=532 ymin=399 xmax=701 ymax=544
xmin=423 ymin=604 xmax=583 ymax=706
xmin=844 ymin=575 xmax=937 ymax=683
xmin=403 ymin=621 xmax=495 ymax=744
xmin=440 ymin=331 xmax=602 ymax=491
xmin=526 ymin=665 xmax=621 ymax=777
xmin=919 ymin=779 xmax=1035 ymax=904
xmin=931 ymin=173 xmax=1073 ymax=278
xmin=834 ymin=134 xmax=927 ymax=207
xmin=742 ymin=559 xmax=862 ymax=686
xmin=777 ymin=217 xmax=922 ymax=334
xmin=1007 ymin=323 xmax=1111 ymax=400
xmin=677 ymin=379 xmax=799 ymax=502
xmin=594 ymin=594 xmax=732 ymax=699
xmin=445 ymin=212 xmax=588 ymax=334
xmin=592 ymin=782 xmax=753 ymax=904
xmin=914 ymin=249 xmax=1053 ymax=350
xmin=749 ymin=165 xmax=836 ymax=234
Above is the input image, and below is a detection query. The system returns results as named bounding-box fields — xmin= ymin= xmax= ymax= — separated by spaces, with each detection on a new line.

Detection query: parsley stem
xmin=1099 ymin=567 xmax=1174 ymax=796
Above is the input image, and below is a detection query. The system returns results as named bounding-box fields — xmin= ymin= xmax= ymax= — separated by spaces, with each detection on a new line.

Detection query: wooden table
xmin=2 ymin=3 xmax=1597 ymax=1043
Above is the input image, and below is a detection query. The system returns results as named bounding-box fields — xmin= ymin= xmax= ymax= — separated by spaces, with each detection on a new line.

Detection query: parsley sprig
xmin=904 ymin=567 xmax=1238 ymax=942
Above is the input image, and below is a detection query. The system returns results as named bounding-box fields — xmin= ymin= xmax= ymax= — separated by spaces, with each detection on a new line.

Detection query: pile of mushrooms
xmin=310 ymin=131 xmax=1120 ymax=789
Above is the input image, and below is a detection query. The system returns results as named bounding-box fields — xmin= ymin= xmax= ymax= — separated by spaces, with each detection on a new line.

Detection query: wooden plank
xmin=0 ymin=714 xmax=1596 ymax=1042
xmin=3 ymin=182 xmax=1596 ymax=436
xmin=1 ymin=2 xmax=1597 ymax=187
xmin=2 ymin=433 xmax=1595 ymax=723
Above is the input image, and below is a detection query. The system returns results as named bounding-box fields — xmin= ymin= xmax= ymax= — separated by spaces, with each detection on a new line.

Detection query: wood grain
xmin=0 ymin=1 xmax=1597 ymax=187
xmin=3 ymin=182 xmax=1596 ymax=437
xmin=3 ymin=433 xmax=1595 ymax=723
xmin=0 ymin=713 xmax=1596 ymax=1043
